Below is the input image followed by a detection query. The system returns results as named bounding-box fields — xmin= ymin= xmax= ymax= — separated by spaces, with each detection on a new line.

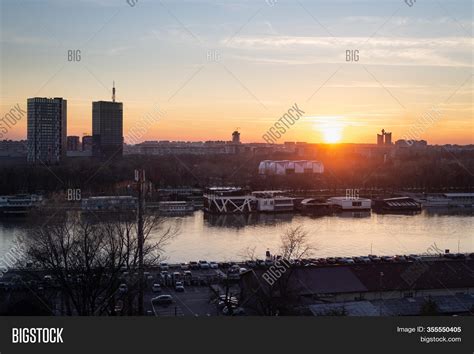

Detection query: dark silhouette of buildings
xmin=92 ymin=83 xmax=123 ymax=158
xmin=377 ymin=129 xmax=392 ymax=145
xmin=27 ymin=97 xmax=67 ymax=164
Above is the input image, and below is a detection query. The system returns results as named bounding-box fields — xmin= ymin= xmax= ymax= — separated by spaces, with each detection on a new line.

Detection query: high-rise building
xmin=82 ymin=135 xmax=93 ymax=152
xmin=377 ymin=133 xmax=384 ymax=145
xmin=67 ymin=136 xmax=80 ymax=151
xmin=92 ymin=83 xmax=123 ymax=158
xmin=27 ymin=97 xmax=67 ymax=164
xmin=232 ymin=130 xmax=240 ymax=144
xmin=377 ymin=129 xmax=392 ymax=146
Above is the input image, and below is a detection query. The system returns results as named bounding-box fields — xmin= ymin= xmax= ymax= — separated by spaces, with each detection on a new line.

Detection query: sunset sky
xmin=1 ymin=0 xmax=472 ymax=144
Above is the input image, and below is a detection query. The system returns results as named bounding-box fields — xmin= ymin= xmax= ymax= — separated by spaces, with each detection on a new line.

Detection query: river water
xmin=1 ymin=209 xmax=472 ymax=263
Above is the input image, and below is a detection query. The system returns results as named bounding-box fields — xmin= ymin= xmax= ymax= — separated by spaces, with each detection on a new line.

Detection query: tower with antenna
xmin=92 ymin=80 xmax=123 ymax=158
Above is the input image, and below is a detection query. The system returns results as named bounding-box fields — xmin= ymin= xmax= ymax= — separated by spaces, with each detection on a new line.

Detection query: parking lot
xmin=145 ymin=286 xmax=217 ymax=317
xmin=136 ymin=266 xmax=233 ymax=317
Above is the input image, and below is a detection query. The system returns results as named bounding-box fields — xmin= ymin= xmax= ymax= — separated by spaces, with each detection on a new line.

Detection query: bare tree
xmin=279 ymin=225 xmax=315 ymax=261
xmin=19 ymin=212 xmax=178 ymax=316
xmin=242 ymin=225 xmax=316 ymax=316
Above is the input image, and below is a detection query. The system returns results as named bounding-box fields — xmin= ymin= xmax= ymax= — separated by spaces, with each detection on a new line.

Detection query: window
xmin=352 ymin=201 xmax=362 ymax=207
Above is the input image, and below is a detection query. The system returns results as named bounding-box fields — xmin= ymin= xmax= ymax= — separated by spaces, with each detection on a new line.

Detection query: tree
xmin=242 ymin=226 xmax=316 ymax=316
xmin=19 ymin=211 xmax=178 ymax=316
xmin=279 ymin=225 xmax=315 ymax=260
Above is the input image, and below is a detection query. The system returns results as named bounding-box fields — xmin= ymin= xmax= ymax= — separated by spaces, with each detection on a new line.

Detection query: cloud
xmin=222 ymin=36 xmax=473 ymax=67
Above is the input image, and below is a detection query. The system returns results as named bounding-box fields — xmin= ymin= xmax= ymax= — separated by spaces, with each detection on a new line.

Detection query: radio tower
xmin=112 ymin=81 xmax=116 ymax=102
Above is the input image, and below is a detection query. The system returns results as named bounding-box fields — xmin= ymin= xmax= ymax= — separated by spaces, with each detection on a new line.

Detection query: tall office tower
xmin=27 ymin=97 xmax=67 ymax=164
xmin=377 ymin=129 xmax=393 ymax=145
xmin=377 ymin=133 xmax=384 ymax=145
xmin=232 ymin=130 xmax=241 ymax=144
xmin=67 ymin=136 xmax=80 ymax=151
xmin=92 ymin=83 xmax=123 ymax=158
xmin=82 ymin=135 xmax=93 ymax=151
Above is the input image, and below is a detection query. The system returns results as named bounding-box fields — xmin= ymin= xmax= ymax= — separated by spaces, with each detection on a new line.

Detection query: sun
xmin=321 ymin=126 xmax=343 ymax=143
xmin=311 ymin=116 xmax=345 ymax=143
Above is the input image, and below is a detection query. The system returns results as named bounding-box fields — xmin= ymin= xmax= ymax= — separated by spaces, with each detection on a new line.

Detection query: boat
xmin=157 ymin=201 xmax=194 ymax=214
xmin=299 ymin=198 xmax=334 ymax=215
xmin=0 ymin=194 xmax=43 ymax=216
xmin=203 ymin=187 xmax=257 ymax=214
xmin=414 ymin=193 xmax=474 ymax=208
xmin=252 ymin=191 xmax=294 ymax=212
xmin=327 ymin=196 xmax=372 ymax=211
xmin=373 ymin=197 xmax=421 ymax=214
xmin=81 ymin=196 xmax=137 ymax=212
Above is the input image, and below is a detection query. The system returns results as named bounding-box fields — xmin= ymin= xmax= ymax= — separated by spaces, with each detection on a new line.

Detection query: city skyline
xmin=1 ymin=0 xmax=472 ymax=145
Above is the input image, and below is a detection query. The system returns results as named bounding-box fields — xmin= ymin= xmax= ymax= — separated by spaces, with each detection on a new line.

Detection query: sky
xmin=0 ymin=0 xmax=472 ymax=144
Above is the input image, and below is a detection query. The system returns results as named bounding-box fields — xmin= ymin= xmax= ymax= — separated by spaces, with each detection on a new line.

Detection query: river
xmin=1 ymin=209 xmax=472 ymax=263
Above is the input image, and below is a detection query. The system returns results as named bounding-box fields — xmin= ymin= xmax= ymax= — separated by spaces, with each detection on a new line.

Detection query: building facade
xmin=92 ymin=101 xmax=123 ymax=158
xmin=82 ymin=135 xmax=93 ymax=151
xmin=27 ymin=97 xmax=67 ymax=164
xmin=67 ymin=136 xmax=80 ymax=151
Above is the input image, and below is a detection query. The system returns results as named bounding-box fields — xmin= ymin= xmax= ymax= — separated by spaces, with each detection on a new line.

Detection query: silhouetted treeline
xmin=0 ymin=148 xmax=472 ymax=196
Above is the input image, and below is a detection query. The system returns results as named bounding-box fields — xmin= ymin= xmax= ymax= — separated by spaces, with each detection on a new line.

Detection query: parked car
xmin=239 ymin=267 xmax=248 ymax=274
xmin=368 ymin=255 xmax=381 ymax=263
xmin=160 ymin=262 xmax=169 ymax=270
xmin=219 ymin=262 xmax=230 ymax=268
xmin=209 ymin=261 xmax=219 ymax=269
xmin=180 ymin=263 xmax=189 ymax=270
xmin=199 ymin=260 xmax=210 ymax=269
xmin=173 ymin=271 xmax=181 ymax=280
xmin=381 ymin=256 xmax=395 ymax=263
xmin=407 ymin=254 xmax=422 ymax=262
xmin=183 ymin=270 xmax=192 ymax=277
xmin=326 ymin=257 xmax=336 ymax=264
xmin=245 ymin=260 xmax=257 ymax=268
xmin=228 ymin=264 xmax=240 ymax=273
xmin=338 ymin=257 xmax=354 ymax=264
xmin=160 ymin=271 xmax=171 ymax=284
xmin=152 ymin=283 xmax=161 ymax=293
xmin=265 ymin=259 xmax=274 ymax=267
xmin=395 ymin=255 xmax=407 ymax=262
xmin=189 ymin=261 xmax=199 ymax=270
xmin=175 ymin=281 xmax=185 ymax=292
xmin=256 ymin=259 xmax=266 ymax=267
xmin=218 ymin=294 xmax=238 ymax=303
xmin=152 ymin=295 xmax=173 ymax=306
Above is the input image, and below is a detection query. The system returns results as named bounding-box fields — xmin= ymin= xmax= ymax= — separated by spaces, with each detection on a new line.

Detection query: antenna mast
xmin=112 ymin=81 xmax=116 ymax=102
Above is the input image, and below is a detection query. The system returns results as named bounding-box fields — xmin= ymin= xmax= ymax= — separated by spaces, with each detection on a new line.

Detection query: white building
xmin=258 ymin=160 xmax=324 ymax=176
